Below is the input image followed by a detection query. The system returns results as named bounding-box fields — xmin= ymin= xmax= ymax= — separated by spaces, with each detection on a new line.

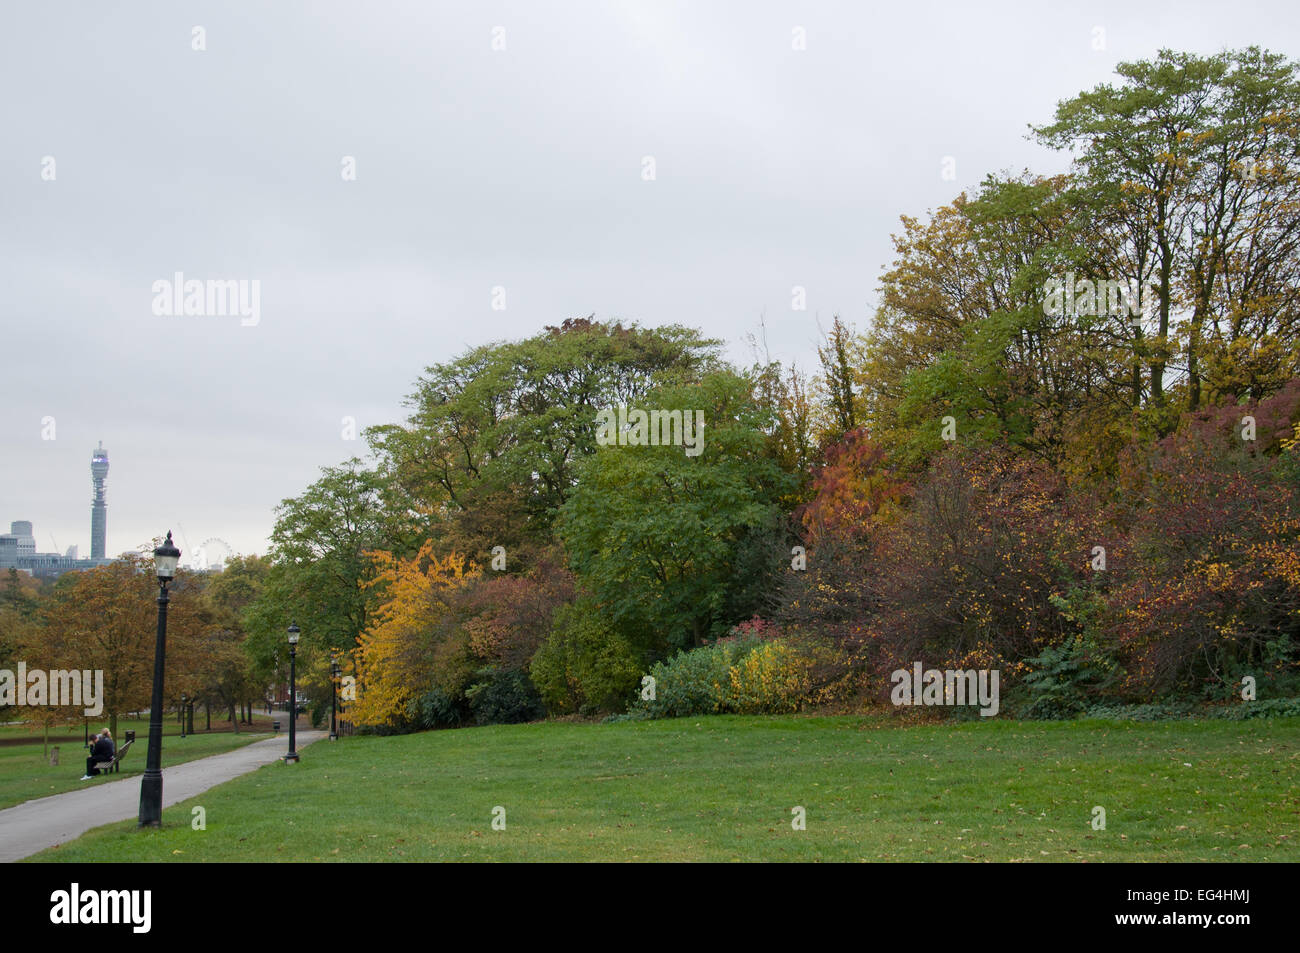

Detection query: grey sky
xmin=3 ymin=1 xmax=1296 ymax=561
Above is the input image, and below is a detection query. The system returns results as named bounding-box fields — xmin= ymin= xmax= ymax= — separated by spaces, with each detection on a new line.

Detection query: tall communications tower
xmin=90 ymin=441 xmax=109 ymax=559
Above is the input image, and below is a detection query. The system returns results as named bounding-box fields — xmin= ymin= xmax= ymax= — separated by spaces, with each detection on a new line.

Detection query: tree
xmin=559 ymin=371 xmax=796 ymax=656
xmin=817 ymin=316 xmax=858 ymax=442
xmin=31 ymin=556 xmax=209 ymax=738
xmin=203 ymin=554 xmax=270 ymax=729
xmin=244 ymin=460 xmax=390 ymax=697
xmin=1035 ymin=48 xmax=1300 ymax=417
xmin=366 ymin=318 xmax=720 ymax=566
xmin=349 ymin=542 xmax=480 ymax=727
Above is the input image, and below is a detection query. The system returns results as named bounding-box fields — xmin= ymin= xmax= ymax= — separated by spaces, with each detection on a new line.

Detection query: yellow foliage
xmin=727 ymin=641 xmax=812 ymax=714
xmin=349 ymin=542 xmax=479 ymax=726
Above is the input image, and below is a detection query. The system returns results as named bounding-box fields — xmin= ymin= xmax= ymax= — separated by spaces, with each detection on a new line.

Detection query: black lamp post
xmin=329 ymin=658 xmax=340 ymax=741
xmin=283 ymin=623 xmax=300 ymax=763
xmin=180 ymin=693 xmax=187 ymax=738
xmin=139 ymin=531 xmax=180 ymax=827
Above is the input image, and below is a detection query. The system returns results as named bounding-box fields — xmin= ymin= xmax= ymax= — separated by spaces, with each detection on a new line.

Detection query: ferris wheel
xmin=193 ymin=537 xmax=234 ymax=571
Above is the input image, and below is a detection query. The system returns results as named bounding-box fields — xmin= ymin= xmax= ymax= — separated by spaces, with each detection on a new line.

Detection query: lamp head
xmin=154 ymin=531 xmax=181 ymax=582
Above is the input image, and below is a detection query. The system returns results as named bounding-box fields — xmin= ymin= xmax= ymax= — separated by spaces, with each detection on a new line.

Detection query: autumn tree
xmin=1035 ymin=47 xmax=1300 ymax=417
xmin=31 ymin=555 xmax=210 ymax=738
xmin=349 ymin=543 xmax=480 ymax=727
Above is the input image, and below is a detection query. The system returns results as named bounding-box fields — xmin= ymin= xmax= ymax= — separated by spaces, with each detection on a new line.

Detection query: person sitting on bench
xmin=81 ymin=729 xmax=114 ymax=780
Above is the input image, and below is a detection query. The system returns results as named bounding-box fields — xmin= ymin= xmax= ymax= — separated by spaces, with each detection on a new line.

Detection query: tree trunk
xmin=205 ymin=702 xmax=211 ymax=731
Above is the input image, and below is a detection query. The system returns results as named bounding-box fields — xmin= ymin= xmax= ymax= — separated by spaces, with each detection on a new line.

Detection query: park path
xmin=0 ymin=729 xmax=325 ymax=862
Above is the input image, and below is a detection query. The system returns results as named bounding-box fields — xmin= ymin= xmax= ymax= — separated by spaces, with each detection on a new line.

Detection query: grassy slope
xmin=0 ymin=726 xmax=274 ymax=810
xmin=29 ymin=715 xmax=1300 ymax=862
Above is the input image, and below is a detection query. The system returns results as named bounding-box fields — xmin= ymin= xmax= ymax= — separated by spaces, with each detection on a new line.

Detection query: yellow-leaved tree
xmin=349 ymin=542 xmax=479 ymax=727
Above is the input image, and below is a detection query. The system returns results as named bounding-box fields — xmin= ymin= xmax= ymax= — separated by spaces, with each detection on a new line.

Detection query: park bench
xmin=93 ymin=738 xmax=133 ymax=775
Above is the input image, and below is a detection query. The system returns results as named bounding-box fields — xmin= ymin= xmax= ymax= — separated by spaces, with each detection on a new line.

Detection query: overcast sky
xmin=2 ymin=1 xmax=1297 ymax=563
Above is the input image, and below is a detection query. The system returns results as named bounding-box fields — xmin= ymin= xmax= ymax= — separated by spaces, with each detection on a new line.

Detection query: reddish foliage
xmin=454 ymin=548 xmax=575 ymax=670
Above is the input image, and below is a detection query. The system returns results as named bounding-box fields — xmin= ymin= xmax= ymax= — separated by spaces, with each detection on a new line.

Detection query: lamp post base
xmin=138 ymin=772 xmax=163 ymax=827
xmin=282 ymin=752 xmax=300 ymax=763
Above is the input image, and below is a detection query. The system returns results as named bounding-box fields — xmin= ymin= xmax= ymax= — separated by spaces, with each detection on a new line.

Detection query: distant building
xmin=0 ymin=520 xmax=112 ymax=578
xmin=1 ymin=442 xmax=118 ymax=579
xmin=5 ymin=521 xmax=35 ymax=558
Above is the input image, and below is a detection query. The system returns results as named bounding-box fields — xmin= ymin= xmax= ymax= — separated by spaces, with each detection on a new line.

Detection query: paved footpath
xmin=0 ymin=729 xmax=325 ymax=862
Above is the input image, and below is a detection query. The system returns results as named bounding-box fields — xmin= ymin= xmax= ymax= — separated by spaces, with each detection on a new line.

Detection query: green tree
xmin=244 ymin=460 xmax=389 ymax=692
xmin=559 ymin=371 xmax=796 ymax=656
xmin=366 ymin=317 xmax=720 ymax=566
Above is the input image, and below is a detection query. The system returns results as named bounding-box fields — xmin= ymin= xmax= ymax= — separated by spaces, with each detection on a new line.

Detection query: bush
xmin=1021 ymin=629 xmax=1119 ymax=719
xmin=467 ymin=668 xmax=545 ymax=725
xmin=628 ymin=631 xmax=816 ymax=719
xmin=412 ymin=687 xmax=466 ymax=730
xmin=728 ymin=640 xmax=811 ymax=714
xmin=631 ymin=636 xmax=757 ymax=719
xmin=530 ymin=599 xmax=643 ymax=715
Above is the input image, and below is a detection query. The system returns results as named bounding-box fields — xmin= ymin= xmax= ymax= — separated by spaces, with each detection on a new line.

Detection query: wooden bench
xmin=93 ymin=738 xmax=133 ymax=775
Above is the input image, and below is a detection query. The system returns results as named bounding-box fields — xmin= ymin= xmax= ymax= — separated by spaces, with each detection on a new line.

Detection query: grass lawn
xmin=0 ymin=721 xmax=276 ymax=810
xmin=27 ymin=714 xmax=1300 ymax=862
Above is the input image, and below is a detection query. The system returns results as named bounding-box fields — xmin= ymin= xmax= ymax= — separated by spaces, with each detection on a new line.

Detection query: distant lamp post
xmin=139 ymin=531 xmax=180 ymax=827
xmin=283 ymin=623 xmax=301 ymax=763
xmin=329 ymin=658 xmax=341 ymax=741
xmin=180 ymin=693 xmax=187 ymax=738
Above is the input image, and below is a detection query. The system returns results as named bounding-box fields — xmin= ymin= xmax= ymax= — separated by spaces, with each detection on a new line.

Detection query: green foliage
xmin=366 ymin=318 xmax=720 ymax=562
xmin=628 ymin=633 xmax=813 ymax=719
xmin=530 ymin=599 xmax=643 ymax=715
xmin=466 ymin=668 xmax=545 ymax=725
xmin=1078 ymin=699 xmax=1300 ymax=721
xmin=632 ymin=637 xmax=758 ymax=719
xmin=412 ymin=687 xmax=466 ymax=730
xmin=559 ymin=370 xmax=796 ymax=656
xmin=1081 ymin=702 xmax=1199 ymax=722
xmin=1021 ymin=633 xmax=1118 ymax=720
xmin=245 ymin=459 xmax=390 ymax=685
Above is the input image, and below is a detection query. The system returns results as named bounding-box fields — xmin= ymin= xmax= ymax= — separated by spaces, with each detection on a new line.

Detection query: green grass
xmin=27 ymin=714 xmax=1300 ymax=862
xmin=0 ymin=722 xmax=275 ymax=810
xmin=0 ymin=712 xmax=280 ymax=741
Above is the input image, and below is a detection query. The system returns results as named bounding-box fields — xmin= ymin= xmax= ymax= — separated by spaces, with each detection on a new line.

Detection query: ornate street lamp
xmin=283 ymin=623 xmax=301 ymax=763
xmin=180 ymin=693 xmax=187 ymax=738
xmin=329 ymin=658 xmax=341 ymax=741
xmin=139 ymin=531 xmax=180 ymax=827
